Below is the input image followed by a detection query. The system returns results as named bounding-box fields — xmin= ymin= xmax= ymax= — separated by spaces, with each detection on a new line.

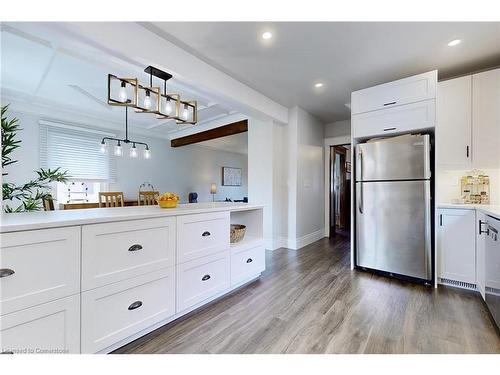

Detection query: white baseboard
xmin=286 ymin=228 xmax=325 ymax=250
xmin=267 ymin=229 xmax=326 ymax=251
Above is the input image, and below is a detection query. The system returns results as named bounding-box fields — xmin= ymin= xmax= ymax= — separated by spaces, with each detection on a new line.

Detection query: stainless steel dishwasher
xmin=486 ymin=215 xmax=500 ymax=330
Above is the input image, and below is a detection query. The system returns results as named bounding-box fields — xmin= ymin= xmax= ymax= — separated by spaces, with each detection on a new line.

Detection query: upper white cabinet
xmin=472 ymin=69 xmax=500 ymax=169
xmin=437 ymin=208 xmax=476 ymax=284
xmin=436 ymin=68 xmax=500 ymax=168
xmin=352 ymin=99 xmax=435 ymax=138
xmin=351 ymin=70 xmax=437 ymax=115
xmin=436 ymin=75 xmax=472 ymax=167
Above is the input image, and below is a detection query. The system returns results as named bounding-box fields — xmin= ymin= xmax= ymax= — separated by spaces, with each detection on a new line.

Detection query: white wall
xmin=247 ymin=117 xmax=275 ymax=249
xmin=286 ymin=106 xmax=325 ymax=249
xmin=324 ymin=119 xmax=351 ymax=138
xmin=3 ymin=110 xmax=248 ymax=205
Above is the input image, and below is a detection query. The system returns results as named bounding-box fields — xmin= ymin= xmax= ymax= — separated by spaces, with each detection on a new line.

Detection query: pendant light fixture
xmin=107 ymin=66 xmax=197 ymax=125
xmin=100 ymin=103 xmax=151 ymax=159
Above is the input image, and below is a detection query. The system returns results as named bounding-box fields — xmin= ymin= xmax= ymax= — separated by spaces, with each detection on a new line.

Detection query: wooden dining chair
xmin=42 ymin=195 xmax=55 ymax=211
xmin=138 ymin=191 xmax=159 ymax=206
xmin=98 ymin=192 xmax=125 ymax=208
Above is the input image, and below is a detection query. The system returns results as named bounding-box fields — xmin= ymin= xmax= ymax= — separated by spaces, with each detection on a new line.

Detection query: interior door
xmin=356 ymin=180 xmax=431 ymax=280
xmin=330 ymin=146 xmax=348 ymax=236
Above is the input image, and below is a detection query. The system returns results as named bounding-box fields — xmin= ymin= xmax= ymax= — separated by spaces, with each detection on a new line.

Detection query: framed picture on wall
xmin=222 ymin=167 xmax=242 ymax=186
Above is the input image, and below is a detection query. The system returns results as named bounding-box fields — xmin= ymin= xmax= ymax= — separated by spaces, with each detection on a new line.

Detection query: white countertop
xmin=0 ymin=202 xmax=264 ymax=233
xmin=437 ymin=203 xmax=500 ymax=220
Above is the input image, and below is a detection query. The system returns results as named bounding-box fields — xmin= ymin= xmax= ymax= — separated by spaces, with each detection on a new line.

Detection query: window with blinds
xmin=39 ymin=121 xmax=116 ymax=181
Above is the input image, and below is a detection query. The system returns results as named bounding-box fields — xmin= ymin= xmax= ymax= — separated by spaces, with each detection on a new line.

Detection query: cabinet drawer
xmin=351 ymin=70 xmax=437 ymax=114
xmin=82 ymin=217 xmax=176 ymax=291
xmin=81 ymin=267 xmax=175 ymax=353
xmin=177 ymin=212 xmax=230 ymax=263
xmin=0 ymin=227 xmax=80 ymax=315
xmin=231 ymin=244 xmax=265 ymax=287
xmin=176 ymin=251 xmax=230 ymax=313
xmin=352 ymin=99 xmax=435 ymax=139
xmin=0 ymin=294 xmax=80 ymax=354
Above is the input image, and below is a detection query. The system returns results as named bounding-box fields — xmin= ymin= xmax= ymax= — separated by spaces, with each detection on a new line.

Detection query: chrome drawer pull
xmin=246 ymin=258 xmax=253 ymax=263
xmin=0 ymin=269 xmax=15 ymax=278
xmin=128 ymin=301 xmax=143 ymax=310
xmin=202 ymin=231 xmax=211 ymax=237
xmin=383 ymin=101 xmax=397 ymax=106
xmin=128 ymin=244 xmax=143 ymax=252
xmin=383 ymin=127 xmax=397 ymax=132
xmin=202 ymin=274 xmax=211 ymax=281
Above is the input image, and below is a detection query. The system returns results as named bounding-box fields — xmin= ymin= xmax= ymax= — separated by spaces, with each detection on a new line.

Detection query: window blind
xmin=39 ymin=121 xmax=116 ymax=181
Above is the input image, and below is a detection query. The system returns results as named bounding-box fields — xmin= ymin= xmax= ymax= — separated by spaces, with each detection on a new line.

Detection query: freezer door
xmin=356 ymin=134 xmax=431 ymax=181
xmin=356 ymin=180 xmax=432 ymax=280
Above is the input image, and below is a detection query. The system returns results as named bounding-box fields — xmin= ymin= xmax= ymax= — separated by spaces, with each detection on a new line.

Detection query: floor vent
xmin=439 ymin=278 xmax=477 ymax=291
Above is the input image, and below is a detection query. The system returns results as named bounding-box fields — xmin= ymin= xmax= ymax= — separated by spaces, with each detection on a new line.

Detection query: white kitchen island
xmin=0 ymin=203 xmax=265 ymax=354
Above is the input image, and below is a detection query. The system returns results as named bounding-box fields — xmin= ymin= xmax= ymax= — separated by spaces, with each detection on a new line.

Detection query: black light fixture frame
xmin=100 ymin=104 xmax=150 ymax=152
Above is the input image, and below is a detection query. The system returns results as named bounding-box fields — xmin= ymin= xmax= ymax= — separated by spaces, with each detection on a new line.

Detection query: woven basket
xmin=230 ymin=224 xmax=246 ymax=243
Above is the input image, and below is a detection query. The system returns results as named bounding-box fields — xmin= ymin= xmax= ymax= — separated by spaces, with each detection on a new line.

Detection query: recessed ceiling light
xmin=447 ymin=39 xmax=461 ymax=47
xmin=314 ymin=82 xmax=324 ymax=88
xmin=262 ymin=31 xmax=273 ymax=40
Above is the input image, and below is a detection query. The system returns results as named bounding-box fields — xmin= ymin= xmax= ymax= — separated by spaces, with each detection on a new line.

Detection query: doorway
xmin=330 ymin=145 xmax=351 ymax=238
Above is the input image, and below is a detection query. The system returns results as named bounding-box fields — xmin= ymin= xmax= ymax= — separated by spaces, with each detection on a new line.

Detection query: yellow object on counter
xmin=159 ymin=200 xmax=178 ymax=208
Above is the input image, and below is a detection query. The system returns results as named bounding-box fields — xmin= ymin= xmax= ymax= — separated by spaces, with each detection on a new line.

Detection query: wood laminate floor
xmin=114 ymin=237 xmax=500 ymax=354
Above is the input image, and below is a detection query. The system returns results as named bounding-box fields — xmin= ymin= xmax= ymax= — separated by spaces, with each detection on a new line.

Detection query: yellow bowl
xmin=158 ymin=200 xmax=178 ymax=208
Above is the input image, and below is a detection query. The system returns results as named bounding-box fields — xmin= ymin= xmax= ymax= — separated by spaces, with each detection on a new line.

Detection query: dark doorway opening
xmin=330 ymin=145 xmax=351 ymax=238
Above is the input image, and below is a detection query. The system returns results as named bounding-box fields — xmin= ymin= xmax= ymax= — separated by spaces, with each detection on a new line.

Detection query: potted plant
xmin=2 ymin=104 xmax=69 ymax=212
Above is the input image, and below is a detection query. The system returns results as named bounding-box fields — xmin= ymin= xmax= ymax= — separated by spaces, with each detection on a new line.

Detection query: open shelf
xmin=230 ymin=235 xmax=264 ymax=251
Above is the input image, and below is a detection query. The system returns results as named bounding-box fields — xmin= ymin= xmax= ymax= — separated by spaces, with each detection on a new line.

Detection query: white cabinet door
xmin=351 ymin=70 xmax=437 ymax=115
xmin=0 ymin=227 xmax=80 ymax=315
xmin=437 ymin=209 xmax=476 ymax=284
xmin=230 ymin=244 xmax=265 ymax=287
xmin=472 ymin=68 xmax=500 ymax=169
xmin=176 ymin=251 xmax=230 ymax=313
xmin=81 ymin=267 xmax=175 ymax=353
xmin=476 ymin=211 xmax=488 ymax=299
xmin=177 ymin=212 xmax=230 ymax=264
xmin=81 ymin=217 xmax=176 ymax=291
xmin=352 ymin=99 xmax=435 ymax=139
xmin=436 ymin=75 xmax=472 ymax=167
xmin=0 ymin=294 xmax=80 ymax=354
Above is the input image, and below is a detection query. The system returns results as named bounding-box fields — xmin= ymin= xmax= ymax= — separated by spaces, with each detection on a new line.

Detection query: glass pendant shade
xmin=130 ymin=144 xmax=138 ymax=158
xmin=144 ymin=147 xmax=151 ymax=159
xmin=143 ymin=90 xmax=152 ymax=109
xmin=118 ymin=82 xmax=127 ymax=102
xmin=165 ymin=99 xmax=173 ymax=115
xmin=114 ymin=141 xmax=123 ymax=157
xmin=100 ymin=141 xmax=108 ymax=154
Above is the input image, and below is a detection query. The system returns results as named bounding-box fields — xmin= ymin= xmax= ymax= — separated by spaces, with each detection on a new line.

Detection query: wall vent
xmin=439 ymin=278 xmax=477 ymax=291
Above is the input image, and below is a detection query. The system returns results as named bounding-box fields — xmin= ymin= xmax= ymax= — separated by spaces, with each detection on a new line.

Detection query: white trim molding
xmin=286 ymin=228 xmax=325 ymax=250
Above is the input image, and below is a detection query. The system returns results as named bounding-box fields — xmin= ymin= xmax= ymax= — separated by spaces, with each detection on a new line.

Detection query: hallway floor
xmin=115 ymin=237 xmax=500 ymax=354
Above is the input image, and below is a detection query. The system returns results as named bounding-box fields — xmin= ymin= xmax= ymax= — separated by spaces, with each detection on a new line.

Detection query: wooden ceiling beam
xmin=170 ymin=119 xmax=248 ymax=148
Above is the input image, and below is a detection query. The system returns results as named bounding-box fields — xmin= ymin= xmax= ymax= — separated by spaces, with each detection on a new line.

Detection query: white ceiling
xmin=196 ymin=132 xmax=248 ymax=155
xmin=0 ymin=23 xmax=238 ymax=139
xmin=150 ymin=22 xmax=500 ymax=123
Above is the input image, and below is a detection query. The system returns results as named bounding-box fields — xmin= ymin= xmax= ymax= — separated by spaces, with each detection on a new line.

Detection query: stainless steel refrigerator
xmin=355 ymin=134 xmax=432 ymax=281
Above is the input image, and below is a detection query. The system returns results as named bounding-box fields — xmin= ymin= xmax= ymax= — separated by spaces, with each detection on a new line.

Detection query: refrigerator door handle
xmin=424 ymin=181 xmax=432 ymax=279
xmin=358 ymin=183 xmax=363 ymax=214
xmin=358 ymin=149 xmax=363 ymax=181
